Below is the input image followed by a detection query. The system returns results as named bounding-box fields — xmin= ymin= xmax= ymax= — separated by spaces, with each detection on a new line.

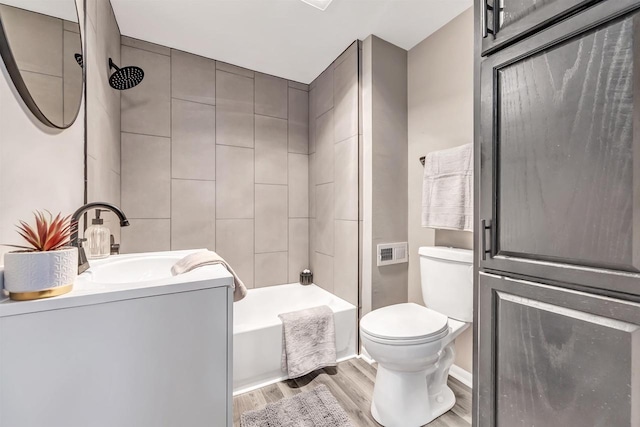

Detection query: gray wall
xmin=308 ymin=42 xmax=359 ymax=307
xmin=361 ymin=35 xmax=408 ymax=314
xmin=407 ymin=8 xmax=474 ymax=372
xmin=0 ymin=0 xmax=84 ymax=262
xmin=119 ymin=38 xmax=310 ymax=289
xmin=85 ymin=0 xmax=122 ymax=240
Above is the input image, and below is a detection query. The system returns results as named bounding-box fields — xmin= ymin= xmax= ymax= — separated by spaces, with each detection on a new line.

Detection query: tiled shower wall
xmin=309 ymin=42 xmax=360 ymax=306
xmin=119 ymin=38 xmax=310 ymax=288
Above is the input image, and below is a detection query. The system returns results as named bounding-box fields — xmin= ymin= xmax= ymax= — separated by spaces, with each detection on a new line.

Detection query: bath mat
xmin=240 ymin=384 xmax=354 ymax=427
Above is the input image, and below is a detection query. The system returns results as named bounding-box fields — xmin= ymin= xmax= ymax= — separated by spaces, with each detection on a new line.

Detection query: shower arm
xmin=109 ymin=58 xmax=120 ymax=72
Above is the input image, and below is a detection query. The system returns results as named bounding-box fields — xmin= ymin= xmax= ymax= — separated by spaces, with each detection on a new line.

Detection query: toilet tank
xmin=419 ymin=246 xmax=473 ymax=322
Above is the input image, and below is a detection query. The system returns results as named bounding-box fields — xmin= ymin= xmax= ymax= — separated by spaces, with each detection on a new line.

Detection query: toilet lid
xmin=360 ymin=303 xmax=449 ymax=341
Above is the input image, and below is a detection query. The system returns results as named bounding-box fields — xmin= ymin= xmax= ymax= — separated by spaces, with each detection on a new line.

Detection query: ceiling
xmin=1 ymin=0 xmax=78 ymax=22
xmin=111 ymin=0 xmax=472 ymax=84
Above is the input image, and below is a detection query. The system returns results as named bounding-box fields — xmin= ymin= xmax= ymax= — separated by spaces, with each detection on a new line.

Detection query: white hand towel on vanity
xmin=422 ymin=143 xmax=473 ymax=231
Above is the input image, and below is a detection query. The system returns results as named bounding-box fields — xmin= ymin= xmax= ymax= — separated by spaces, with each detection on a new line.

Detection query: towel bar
xmin=419 ymin=156 xmax=426 ymax=166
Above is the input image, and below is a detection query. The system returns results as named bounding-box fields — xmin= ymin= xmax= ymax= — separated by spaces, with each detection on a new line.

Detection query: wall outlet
xmin=377 ymin=242 xmax=408 ymax=266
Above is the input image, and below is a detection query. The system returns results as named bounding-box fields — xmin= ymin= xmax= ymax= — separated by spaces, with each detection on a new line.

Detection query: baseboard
xmin=449 ymin=364 xmax=473 ymax=389
xmin=358 ymin=346 xmax=376 ymax=365
xmin=233 ymin=354 xmax=358 ymax=396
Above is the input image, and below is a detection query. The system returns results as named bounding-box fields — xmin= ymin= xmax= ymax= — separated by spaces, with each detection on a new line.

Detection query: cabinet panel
xmin=480 ymin=2 xmax=640 ymax=295
xmin=0 ymin=287 xmax=232 ymax=427
xmin=477 ymin=273 xmax=640 ymax=426
xmin=481 ymin=0 xmax=593 ymax=54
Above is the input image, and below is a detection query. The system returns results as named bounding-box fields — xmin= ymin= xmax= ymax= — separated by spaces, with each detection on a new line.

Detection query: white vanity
xmin=0 ymin=250 xmax=233 ymax=427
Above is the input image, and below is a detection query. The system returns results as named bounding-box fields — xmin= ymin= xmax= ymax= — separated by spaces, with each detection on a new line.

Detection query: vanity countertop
xmin=0 ymin=249 xmax=233 ymax=317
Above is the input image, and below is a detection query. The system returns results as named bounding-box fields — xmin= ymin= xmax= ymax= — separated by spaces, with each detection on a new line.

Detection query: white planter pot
xmin=4 ymin=247 xmax=77 ymax=300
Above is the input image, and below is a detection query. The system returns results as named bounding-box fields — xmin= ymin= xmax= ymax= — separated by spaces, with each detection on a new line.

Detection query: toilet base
xmin=370 ymin=367 xmax=456 ymax=427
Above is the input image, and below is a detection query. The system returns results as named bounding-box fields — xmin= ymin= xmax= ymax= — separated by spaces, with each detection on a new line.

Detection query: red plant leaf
xmin=12 ymin=210 xmax=73 ymax=251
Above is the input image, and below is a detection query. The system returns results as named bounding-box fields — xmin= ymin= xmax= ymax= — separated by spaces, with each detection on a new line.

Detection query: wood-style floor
xmin=233 ymin=358 xmax=472 ymax=427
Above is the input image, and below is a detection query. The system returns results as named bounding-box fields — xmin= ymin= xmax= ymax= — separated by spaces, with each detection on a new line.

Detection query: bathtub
xmin=233 ymin=283 xmax=357 ymax=394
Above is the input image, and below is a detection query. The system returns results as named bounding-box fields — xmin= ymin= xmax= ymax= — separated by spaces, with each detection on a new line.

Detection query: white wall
xmin=407 ymin=7 xmax=474 ymax=372
xmin=0 ymin=0 xmax=84 ymax=262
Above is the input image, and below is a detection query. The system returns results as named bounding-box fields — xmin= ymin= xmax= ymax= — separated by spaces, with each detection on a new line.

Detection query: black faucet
xmin=70 ymin=202 xmax=130 ymax=274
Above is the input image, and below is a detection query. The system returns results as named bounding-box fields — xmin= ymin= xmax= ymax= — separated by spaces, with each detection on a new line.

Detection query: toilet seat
xmin=360 ymin=303 xmax=449 ymax=345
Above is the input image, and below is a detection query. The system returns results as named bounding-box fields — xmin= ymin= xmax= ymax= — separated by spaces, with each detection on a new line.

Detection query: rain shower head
xmin=108 ymin=58 xmax=144 ymax=90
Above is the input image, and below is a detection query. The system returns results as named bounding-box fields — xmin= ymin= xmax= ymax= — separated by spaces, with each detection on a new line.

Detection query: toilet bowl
xmin=361 ymin=303 xmax=469 ymax=427
xmin=360 ymin=246 xmax=472 ymax=427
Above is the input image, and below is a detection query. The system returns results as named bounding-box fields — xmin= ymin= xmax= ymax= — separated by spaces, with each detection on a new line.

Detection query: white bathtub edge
xmin=232 ymin=353 xmax=358 ymax=397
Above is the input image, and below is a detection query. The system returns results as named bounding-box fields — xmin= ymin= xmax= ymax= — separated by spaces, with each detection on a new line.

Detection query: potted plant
xmin=3 ymin=211 xmax=78 ymax=301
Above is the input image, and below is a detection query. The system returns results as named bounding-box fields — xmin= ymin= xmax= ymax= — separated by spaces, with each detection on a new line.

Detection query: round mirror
xmin=0 ymin=0 xmax=84 ymax=129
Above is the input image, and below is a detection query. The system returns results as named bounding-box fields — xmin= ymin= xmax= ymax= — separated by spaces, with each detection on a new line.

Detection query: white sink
xmin=82 ymin=254 xmax=182 ymax=284
xmin=74 ymin=249 xmax=228 ymax=292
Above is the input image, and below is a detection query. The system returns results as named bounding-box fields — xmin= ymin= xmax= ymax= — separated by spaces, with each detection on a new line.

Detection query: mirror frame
xmin=0 ymin=1 xmax=85 ymax=129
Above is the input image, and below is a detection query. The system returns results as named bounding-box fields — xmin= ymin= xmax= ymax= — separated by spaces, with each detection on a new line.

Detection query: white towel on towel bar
xmin=421 ymin=143 xmax=473 ymax=231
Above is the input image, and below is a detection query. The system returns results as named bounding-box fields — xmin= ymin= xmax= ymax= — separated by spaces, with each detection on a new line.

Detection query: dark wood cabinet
xmin=481 ymin=0 xmax=609 ymax=54
xmin=477 ymin=273 xmax=640 ymax=426
xmin=479 ymin=0 xmax=640 ymax=296
xmin=475 ymin=0 xmax=640 ymax=425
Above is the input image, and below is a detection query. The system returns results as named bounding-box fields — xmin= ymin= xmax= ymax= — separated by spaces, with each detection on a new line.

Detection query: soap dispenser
xmin=86 ymin=209 xmax=111 ymax=259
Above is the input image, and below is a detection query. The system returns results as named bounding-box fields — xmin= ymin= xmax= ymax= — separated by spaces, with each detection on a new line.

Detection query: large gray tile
xmin=121 ymin=36 xmax=170 ymax=55
xmin=216 ymin=219 xmax=254 ymax=288
xmin=255 ymin=252 xmax=288 ymax=288
xmin=288 ymin=154 xmax=308 ymax=218
xmin=289 ymin=219 xmax=309 ymax=283
xmin=255 ymin=73 xmax=287 ymax=119
xmin=313 ymin=66 xmax=333 ymax=118
xmin=309 ymin=153 xmax=316 ymax=218
xmin=97 ymin=0 xmax=121 ymax=115
xmin=288 ymin=81 xmax=309 ymax=91
xmin=255 ymin=184 xmax=288 ymax=253
xmin=216 ymin=61 xmax=254 ymax=78
xmin=172 ymin=99 xmax=216 ymax=180
xmin=63 ymin=20 xmax=79 ymax=33
xmin=86 ymin=0 xmax=97 ymax=29
xmin=333 ymin=46 xmax=358 ymax=143
xmin=255 ymin=115 xmax=287 ymax=184
xmin=121 ymin=133 xmax=171 ymax=218
xmin=288 ymin=88 xmax=309 ymax=154
xmin=108 ymin=170 xmax=122 ymax=244
xmin=334 ymin=220 xmax=358 ymax=305
xmin=314 ymin=252 xmax=334 ymax=293
xmin=87 ymin=93 xmax=120 ymax=174
xmin=121 ymin=46 xmax=171 ymax=137
xmin=315 ymin=110 xmax=334 ymax=184
xmin=216 ymin=145 xmax=254 ymax=219
xmin=308 ymin=87 xmax=317 ymax=154
xmin=21 ymin=72 xmax=63 ymax=125
xmin=171 ymin=50 xmax=216 ymax=105
xmin=216 ymin=71 xmax=254 ymax=148
xmin=309 ymin=219 xmax=316 ymax=269
xmin=1 ymin=6 xmax=62 ymax=76
xmin=106 ymin=103 xmax=122 ymax=174
xmin=171 ymin=179 xmax=216 ymax=251
xmin=316 ymin=183 xmax=334 ymax=256
xmin=334 ymin=136 xmax=358 ymax=220
xmin=86 ymin=156 xmax=122 ymax=244
xmin=120 ymin=219 xmax=171 ymax=254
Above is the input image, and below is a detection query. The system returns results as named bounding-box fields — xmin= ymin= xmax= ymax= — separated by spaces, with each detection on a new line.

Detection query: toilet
xmin=360 ymin=246 xmax=473 ymax=427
